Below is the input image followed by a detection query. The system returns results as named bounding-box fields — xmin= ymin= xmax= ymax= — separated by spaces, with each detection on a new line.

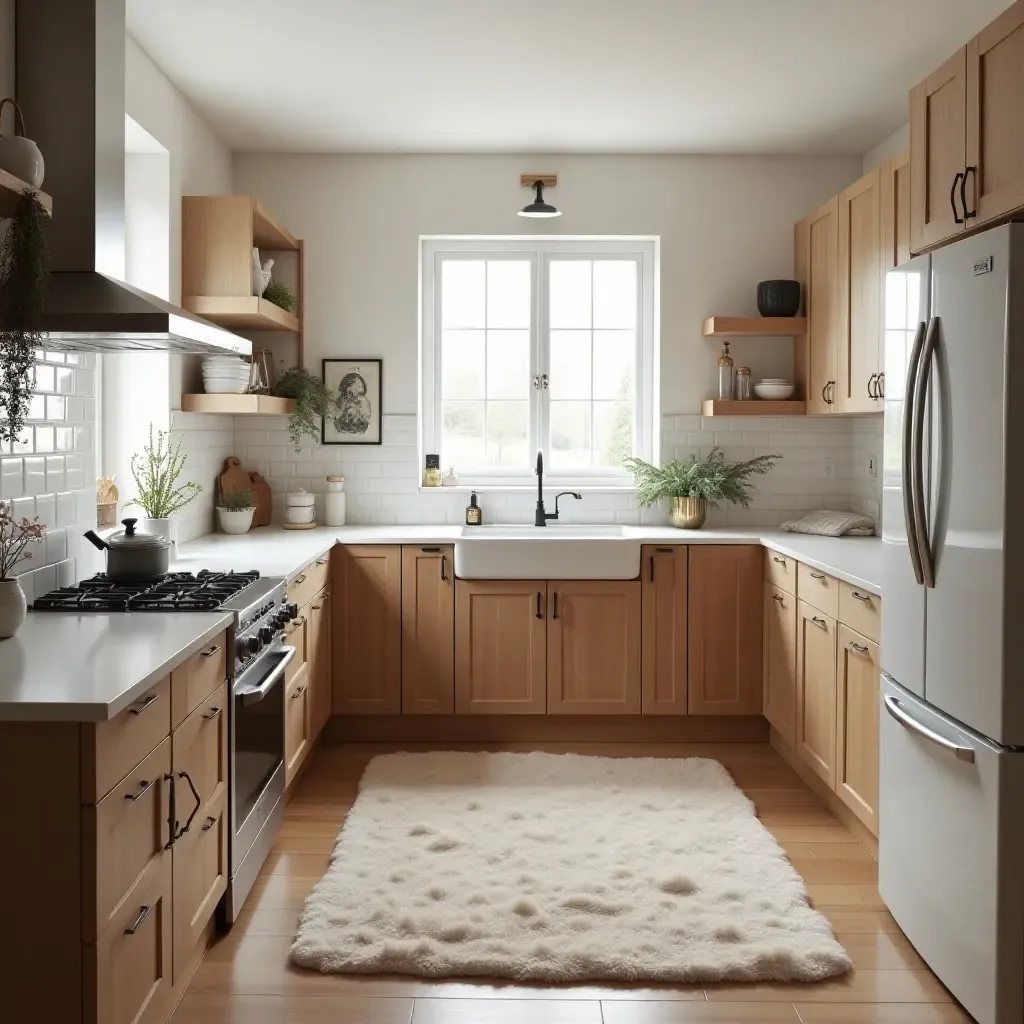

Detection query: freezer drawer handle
xmin=883 ymin=695 xmax=975 ymax=763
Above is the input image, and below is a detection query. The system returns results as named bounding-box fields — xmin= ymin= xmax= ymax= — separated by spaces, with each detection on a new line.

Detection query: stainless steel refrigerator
xmin=880 ymin=222 xmax=1024 ymax=1024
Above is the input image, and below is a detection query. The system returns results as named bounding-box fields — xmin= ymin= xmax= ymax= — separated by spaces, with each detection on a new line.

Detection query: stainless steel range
xmin=33 ymin=569 xmax=298 ymax=923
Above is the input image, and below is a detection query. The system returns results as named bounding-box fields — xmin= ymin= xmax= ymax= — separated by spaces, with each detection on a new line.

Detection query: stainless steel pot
xmin=84 ymin=518 xmax=171 ymax=581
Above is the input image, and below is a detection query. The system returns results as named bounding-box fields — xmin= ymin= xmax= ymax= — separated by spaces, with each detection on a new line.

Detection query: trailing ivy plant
xmin=0 ymin=191 xmax=50 ymax=445
xmin=126 ymin=424 xmax=202 ymax=519
xmin=274 ymin=366 xmax=340 ymax=448
xmin=624 ymin=448 xmax=782 ymax=508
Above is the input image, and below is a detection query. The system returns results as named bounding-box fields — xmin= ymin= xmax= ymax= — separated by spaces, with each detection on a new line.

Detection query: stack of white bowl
xmin=753 ymin=378 xmax=795 ymax=400
xmin=202 ymin=356 xmax=251 ymax=394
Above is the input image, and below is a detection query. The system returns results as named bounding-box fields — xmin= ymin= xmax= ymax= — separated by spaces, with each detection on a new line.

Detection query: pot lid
xmin=107 ymin=518 xmax=170 ymax=551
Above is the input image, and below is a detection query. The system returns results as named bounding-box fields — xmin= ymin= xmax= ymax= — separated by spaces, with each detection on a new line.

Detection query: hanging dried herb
xmin=0 ymin=191 xmax=50 ymax=445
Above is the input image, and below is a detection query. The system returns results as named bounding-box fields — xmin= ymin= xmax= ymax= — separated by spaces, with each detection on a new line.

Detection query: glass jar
xmin=735 ymin=366 xmax=752 ymax=401
xmin=718 ymin=340 xmax=734 ymax=400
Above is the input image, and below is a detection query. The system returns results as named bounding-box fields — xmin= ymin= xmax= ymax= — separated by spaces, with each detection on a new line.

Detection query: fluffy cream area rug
xmin=290 ymin=752 xmax=851 ymax=984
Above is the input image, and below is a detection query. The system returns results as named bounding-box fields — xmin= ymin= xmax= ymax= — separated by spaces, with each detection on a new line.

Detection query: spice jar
xmin=718 ymin=340 xmax=734 ymax=400
xmin=735 ymin=366 xmax=752 ymax=400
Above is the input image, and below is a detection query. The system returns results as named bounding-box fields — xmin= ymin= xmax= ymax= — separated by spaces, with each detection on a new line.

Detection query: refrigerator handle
xmin=883 ymin=694 xmax=975 ymax=763
xmin=912 ymin=317 xmax=940 ymax=589
xmin=902 ymin=318 xmax=928 ymax=587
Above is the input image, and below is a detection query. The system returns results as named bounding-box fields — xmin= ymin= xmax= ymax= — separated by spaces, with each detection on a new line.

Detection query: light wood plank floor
xmin=172 ymin=742 xmax=974 ymax=1024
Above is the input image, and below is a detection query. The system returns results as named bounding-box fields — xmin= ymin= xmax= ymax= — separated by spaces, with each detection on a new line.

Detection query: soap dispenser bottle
xmin=465 ymin=491 xmax=482 ymax=526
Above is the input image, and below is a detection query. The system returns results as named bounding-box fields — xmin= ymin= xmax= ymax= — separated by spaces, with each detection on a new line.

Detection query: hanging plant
xmin=274 ymin=366 xmax=340 ymax=448
xmin=0 ymin=190 xmax=50 ymax=445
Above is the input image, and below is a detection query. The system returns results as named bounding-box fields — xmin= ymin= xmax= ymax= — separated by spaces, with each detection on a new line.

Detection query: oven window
xmin=234 ymin=684 xmax=284 ymax=828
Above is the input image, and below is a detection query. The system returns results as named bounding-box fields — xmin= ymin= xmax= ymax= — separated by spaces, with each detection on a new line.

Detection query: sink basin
xmin=455 ymin=524 xmax=641 ymax=580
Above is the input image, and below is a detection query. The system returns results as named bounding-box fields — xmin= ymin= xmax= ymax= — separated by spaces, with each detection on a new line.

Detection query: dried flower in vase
xmin=0 ymin=500 xmax=45 ymax=579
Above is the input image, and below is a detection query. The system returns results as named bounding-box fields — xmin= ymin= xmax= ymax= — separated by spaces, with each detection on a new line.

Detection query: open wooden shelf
xmin=182 ymin=296 xmax=299 ymax=332
xmin=702 ymin=399 xmax=806 ymax=416
xmin=0 ymin=169 xmax=51 ymax=218
xmin=703 ymin=316 xmax=807 ymax=337
xmin=252 ymin=199 xmax=299 ymax=251
xmin=180 ymin=394 xmax=296 ymax=415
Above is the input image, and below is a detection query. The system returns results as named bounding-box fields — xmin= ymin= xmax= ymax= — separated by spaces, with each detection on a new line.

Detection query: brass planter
xmin=669 ymin=496 xmax=707 ymax=529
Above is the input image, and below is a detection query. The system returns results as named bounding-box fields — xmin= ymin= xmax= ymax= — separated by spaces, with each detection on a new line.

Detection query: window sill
xmin=418 ymin=484 xmax=636 ymax=494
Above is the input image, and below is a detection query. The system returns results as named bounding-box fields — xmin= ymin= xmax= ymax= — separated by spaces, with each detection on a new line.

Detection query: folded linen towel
xmin=781 ymin=510 xmax=876 ymax=537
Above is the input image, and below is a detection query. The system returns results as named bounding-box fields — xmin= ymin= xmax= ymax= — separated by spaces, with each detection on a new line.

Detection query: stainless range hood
xmin=14 ymin=0 xmax=250 ymax=355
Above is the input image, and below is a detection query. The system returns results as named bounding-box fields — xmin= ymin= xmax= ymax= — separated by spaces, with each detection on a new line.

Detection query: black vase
xmin=757 ymin=280 xmax=801 ymax=317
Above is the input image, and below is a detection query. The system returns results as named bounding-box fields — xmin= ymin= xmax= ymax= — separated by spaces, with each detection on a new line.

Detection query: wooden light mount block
xmin=520 ymin=174 xmax=557 ymax=187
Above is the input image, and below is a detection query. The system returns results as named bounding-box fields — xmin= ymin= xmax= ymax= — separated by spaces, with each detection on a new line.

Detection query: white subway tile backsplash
xmin=46 ymin=528 xmax=67 ymax=564
xmin=56 ymin=491 xmax=76 ymax=528
xmin=45 ymin=396 xmax=66 ymax=421
xmin=45 ymin=455 xmax=65 ymax=492
xmin=23 ymin=456 xmax=45 ymax=495
xmin=35 ymin=493 xmax=56 ymax=528
xmin=0 ymin=458 xmax=22 ymax=499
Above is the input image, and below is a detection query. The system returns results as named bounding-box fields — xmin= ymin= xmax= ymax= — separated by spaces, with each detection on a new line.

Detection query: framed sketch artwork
xmin=322 ymin=358 xmax=383 ymax=445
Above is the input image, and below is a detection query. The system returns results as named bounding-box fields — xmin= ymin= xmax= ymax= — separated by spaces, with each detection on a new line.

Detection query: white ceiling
xmin=126 ymin=0 xmax=1010 ymax=156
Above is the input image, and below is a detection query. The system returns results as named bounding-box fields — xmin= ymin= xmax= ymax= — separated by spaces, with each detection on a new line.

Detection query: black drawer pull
xmin=124 ymin=778 xmax=156 ymax=802
xmin=128 ymin=692 xmax=160 ymax=716
xmin=124 ymin=905 xmax=153 ymax=936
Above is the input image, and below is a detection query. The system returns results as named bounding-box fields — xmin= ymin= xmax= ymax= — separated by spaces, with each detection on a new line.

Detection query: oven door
xmin=230 ymin=644 xmax=294 ymax=878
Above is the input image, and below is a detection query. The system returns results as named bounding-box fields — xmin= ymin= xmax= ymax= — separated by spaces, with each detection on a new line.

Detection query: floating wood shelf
xmin=180 ymin=394 xmax=296 ymax=415
xmin=701 ymin=399 xmax=806 ymax=416
xmin=702 ymin=316 xmax=807 ymax=337
xmin=252 ymin=199 xmax=299 ymax=251
xmin=182 ymin=296 xmax=300 ymax=332
xmin=0 ymin=170 xmax=51 ymax=218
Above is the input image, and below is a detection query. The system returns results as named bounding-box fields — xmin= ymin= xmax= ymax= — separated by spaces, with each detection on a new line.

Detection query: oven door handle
xmin=235 ymin=646 xmax=295 ymax=704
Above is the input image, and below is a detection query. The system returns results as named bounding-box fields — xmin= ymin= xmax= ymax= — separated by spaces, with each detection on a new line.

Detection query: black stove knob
xmin=285 ymin=602 xmax=299 ymax=619
xmin=236 ymin=635 xmax=260 ymax=659
xmin=258 ymin=626 xmax=274 ymax=645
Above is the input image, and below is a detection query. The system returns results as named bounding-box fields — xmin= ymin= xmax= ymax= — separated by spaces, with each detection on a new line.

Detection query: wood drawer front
xmin=765 ymin=548 xmax=797 ymax=595
xmin=797 ymin=562 xmax=840 ymax=618
xmin=283 ymin=614 xmax=307 ymax=683
xmin=172 ymin=786 xmax=228 ymax=977
xmin=172 ymin=683 xmax=228 ymax=833
xmin=86 ymin=675 xmax=171 ymax=803
xmin=288 ymin=554 xmax=330 ymax=612
xmin=171 ymin=632 xmax=228 ymax=728
xmin=285 ymin=664 xmax=311 ymax=785
xmin=86 ymin=738 xmax=171 ymax=941
xmin=839 ymin=581 xmax=881 ymax=643
xmin=87 ymin=852 xmax=172 ymax=1024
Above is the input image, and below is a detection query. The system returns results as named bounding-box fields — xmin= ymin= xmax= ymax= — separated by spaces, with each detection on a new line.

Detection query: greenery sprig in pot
xmin=274 ymin=366 xmax=340 ymax=448
xmin=217 ymin=487 xmax=255 ymax=535
xmin=126 ymin=424 xmax=202 ymax=549
xmin=624 ymin=448 xmax=781 ymax=529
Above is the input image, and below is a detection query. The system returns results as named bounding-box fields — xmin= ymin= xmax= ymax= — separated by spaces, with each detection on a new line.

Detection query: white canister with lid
xmin=325 ymin=475 xmax=346 ymax=527
xmin=285 ymin=489 xmax=316 ymax=525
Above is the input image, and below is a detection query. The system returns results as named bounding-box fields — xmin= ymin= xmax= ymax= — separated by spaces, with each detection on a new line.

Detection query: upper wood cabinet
xmin=836 ymin=626 xmax=881 ymax=834
xmin=837 ymin=168 xmax=882 ymax=413
xmin=795 ymin=197 xmax=839 ymax=413
xmin=641 ymin=545 xmax=689 ymax=715
xmin=332 ymin=545 xmax=402 ymax=715
xmin=687 ymin=546 xmax=763 ymax=715
xmin=763 ymin=582 xmax=798 ymax=747
xmin=795 ymin=600 xmax=838 ymax=788
xmin=402 ymin=546 xmax=455 ymax=715
xmin=455 ymin=581 xmax=547 ymax=714
xmin=547 ymin=581 xmax=641 ymax=715
xmin=881 ymin=150 xmax=912 ymax=272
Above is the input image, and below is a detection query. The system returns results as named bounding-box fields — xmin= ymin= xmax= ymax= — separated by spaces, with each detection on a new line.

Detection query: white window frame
xmin=420 ymin=236 xmax=659 ymax=489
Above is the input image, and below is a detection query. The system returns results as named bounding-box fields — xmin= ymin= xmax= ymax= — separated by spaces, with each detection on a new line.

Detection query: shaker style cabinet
xmin=795 ymin=600 xmax=838 ymax=789
xmin=402 ymin=546 xmax=455 ymax=714
xmin=640 ymin=545 xmax=689 ymax=714
xmin=795 ymin=197 xmax=839 ymax=413
xmin=836 ymin=625 xmax=881 ymax=834
xmin=763 ymin=582 xmax=798 ymax=747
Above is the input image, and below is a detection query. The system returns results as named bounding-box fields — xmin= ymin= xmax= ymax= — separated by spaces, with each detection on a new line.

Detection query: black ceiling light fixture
xmin=518 ymin=174 xmax=561 ymax=218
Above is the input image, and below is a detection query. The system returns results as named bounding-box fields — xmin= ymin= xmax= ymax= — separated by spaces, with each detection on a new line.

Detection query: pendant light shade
xmin=518 ymin=178 xmax=561 ymax=218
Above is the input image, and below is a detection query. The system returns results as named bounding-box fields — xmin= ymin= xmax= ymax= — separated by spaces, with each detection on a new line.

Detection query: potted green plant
xmin=262 ymin=279 xmax=298 ymax=315
xmin=0 ymin=501 xmax=45 ymax=638
xmin=274 ymin=366 xmax=340 ymax=448
xmin=126 ymin=425 xmax=202 ymax=549
xmin=624 ymin=448 xmax=781 ymax=529
xmin=217 ymin=486 xmax=256 ymax=535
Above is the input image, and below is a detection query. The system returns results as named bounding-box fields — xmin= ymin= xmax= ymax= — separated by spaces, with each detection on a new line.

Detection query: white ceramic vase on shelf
xmin=218 ymin=507 xmax=254 ymax=535
xmin=0 ymin=578 xmax=27 ymax=639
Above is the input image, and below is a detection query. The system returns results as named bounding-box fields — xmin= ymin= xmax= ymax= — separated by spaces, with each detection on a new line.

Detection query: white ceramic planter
xmin=0 ymin=133 xmax=44 ymax=188
xmin=140 ymin=517 xmax=176 ymax=553
xmin=218 ymin=507 xmax=254 ymax=535
xmin=0 ymin=578 xmax=27 ymax=639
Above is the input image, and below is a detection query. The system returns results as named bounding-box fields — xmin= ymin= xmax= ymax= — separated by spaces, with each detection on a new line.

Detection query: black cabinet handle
xmin=536 ymin=591 xmax=543 ymax=619
xmin=124 ymin=904 xmax=153 ymax=936
xmin=201 ymin=705 xmax=221 ymax=721
xmin=174 ymin=770 xmax=202 ymax=840
xmin=878 ymin=372 xmax=885 ymax=399
xmin=201 ymin=815 xmax=217 ymax=832
xmin=962 ymin=166 xmax=977 ymax=219
xmin=421 ymin=546 xmax=441 ymax=552
xmin=649 ymin=557 xmax=654 ymax=583
xmin=867 ymin=373 xmax=878 ymax=399
xmin=164 ymin=773 xmax=176 ymax=850
xmin=552 ymin=592 xmax=559 ymax=619
xmin=440 ymin=555 xmax=447 ymax=582
xmin=128 ymin=692 xmax=160 ymax=716
xmin=950 ymin=172 xmax=965 ymax=224
xmin=821 ymin=382 xmax=829 ymax=404
xmin=124 ymin=778 xmax=157 ymax=802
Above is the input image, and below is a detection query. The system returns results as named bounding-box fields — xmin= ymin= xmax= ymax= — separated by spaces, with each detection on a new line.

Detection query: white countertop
xmin=0 ymin=611 xmax=233 ymax=722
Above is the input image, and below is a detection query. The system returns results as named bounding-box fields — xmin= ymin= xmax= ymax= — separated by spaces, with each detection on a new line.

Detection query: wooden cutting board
xmin=218 ymin=457 xmax=250 ymax=503
xmin=249 ymin=471 xmax=272 ymax=527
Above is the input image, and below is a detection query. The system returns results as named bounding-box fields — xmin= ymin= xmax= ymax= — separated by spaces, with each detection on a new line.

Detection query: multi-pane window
xmin=422 ymin=238 xmax=657 ymax=486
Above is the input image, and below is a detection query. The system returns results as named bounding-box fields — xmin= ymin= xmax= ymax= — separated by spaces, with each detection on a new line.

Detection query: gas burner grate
xmin=33 ymin=570 xmax=261 ymax=611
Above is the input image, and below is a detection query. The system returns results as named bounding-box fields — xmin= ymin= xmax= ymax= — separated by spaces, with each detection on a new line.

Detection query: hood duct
xmin=13 ymin=0 xmax=250 ymax=354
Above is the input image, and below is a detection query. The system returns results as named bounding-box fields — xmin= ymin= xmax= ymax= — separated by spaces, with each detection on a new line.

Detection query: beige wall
xmin=862 ymin=123 xmax=910 ymax=174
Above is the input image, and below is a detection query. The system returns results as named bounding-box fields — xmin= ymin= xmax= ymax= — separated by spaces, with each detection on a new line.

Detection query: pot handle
xmin=83 ymin=530 xmax=109 ymax=552
xmin=0 ymin=97 xmax=27 ymax=137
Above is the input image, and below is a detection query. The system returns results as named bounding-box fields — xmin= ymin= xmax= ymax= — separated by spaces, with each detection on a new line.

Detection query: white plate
xmin=204 ymin=381 xmax=249 ymax=394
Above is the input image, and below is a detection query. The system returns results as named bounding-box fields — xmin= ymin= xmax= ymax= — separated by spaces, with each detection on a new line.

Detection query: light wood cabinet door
xmin=687 ymin=546 xmax=763 ymax=715
xmin=796 ymin=197 xmax=839 ymax=413
xmin=402 ymin=545 xmax=455 ymax=714
xmin=795 ymin=601 xmax=838 ymax=788
xmin=763 ymin=583 xmax=798 ymax=747
xmin=285 ymin=664 xmax=311 ymax=785
xmin=170 ymin=633 xmax=228 ymax=728
xmin=837 ymin=168 xmax=882 ymax=413
xmin=308 ymin=587 xmax=332 ymax=736
xmin=332 ymin=545 xmax=402 ymax=714
xmin=282 ymin=613 xmax=306 ymax=685
xmin=910 ymin=47 xmax=968 ymax=252
xmin=966 ymin=0 xmax=1024 ymax=227
xmin=881 ymin=150 xmax=912 ymax=270
xmin=836 ymin=626 xmax=880 ymax=835
xmin=548 ymin=581 xmax=641 ymax=715
xmin=88 ymin=853 xmax=172 ymax=1024
xmin=455 ymin=581 xmax=547 ymax=714
xmin=641 ymin=545 xmax=688 ymax=714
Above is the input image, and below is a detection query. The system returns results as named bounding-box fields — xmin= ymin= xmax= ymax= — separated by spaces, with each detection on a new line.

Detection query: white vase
xmin=217 ymin=507 xmax=254 ymax=535
xmin=0 ymin=578 xmax=27 ymax=639
xmin=140 ymin=517 xmax=176 ymax=554
xmin=0 ymin=134 xmax=44 ymax=188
